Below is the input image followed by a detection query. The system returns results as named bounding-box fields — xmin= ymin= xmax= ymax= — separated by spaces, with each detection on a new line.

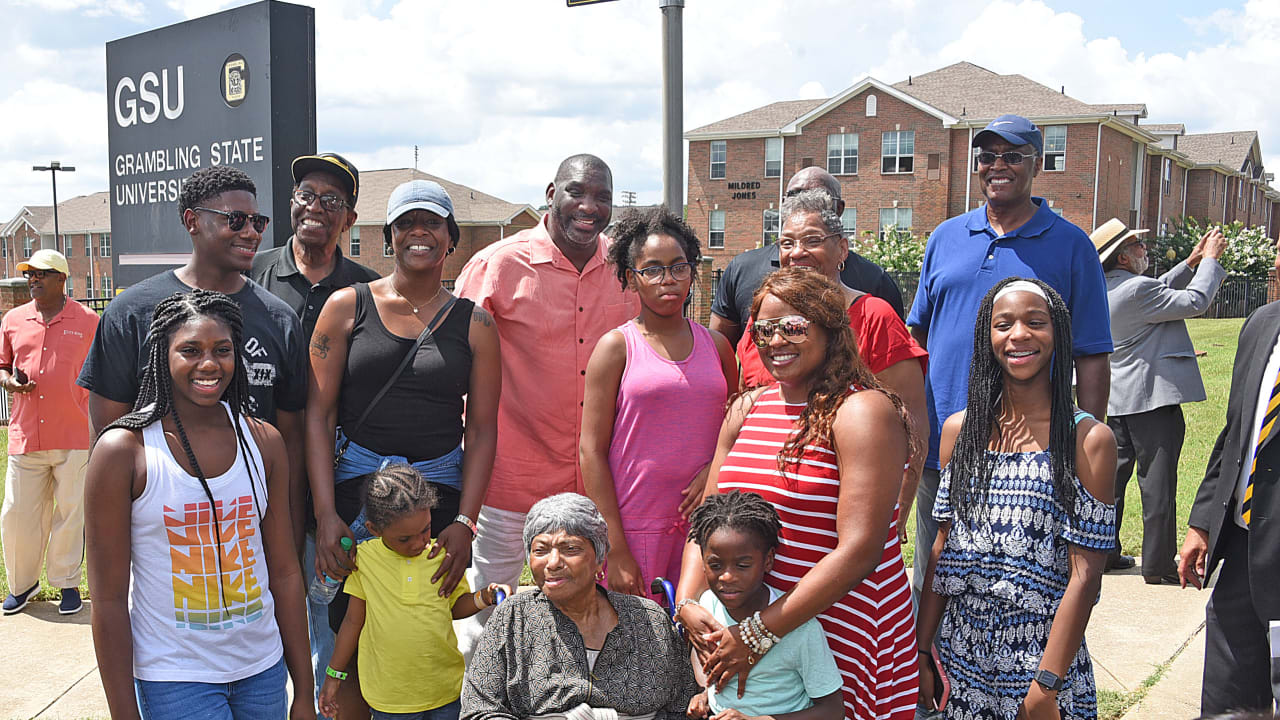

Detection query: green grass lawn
xmin=0 ymin=317 xmax=1248 ymax=598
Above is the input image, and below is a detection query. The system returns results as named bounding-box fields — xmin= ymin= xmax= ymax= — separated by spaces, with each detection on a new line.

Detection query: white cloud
xmin=13 ymin=0 xmax=145 ymax=19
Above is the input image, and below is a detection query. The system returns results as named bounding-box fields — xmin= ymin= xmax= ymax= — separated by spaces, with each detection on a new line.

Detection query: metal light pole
xmin=660 ymin=0 xmax=684 ymax=215
xmin=32 ymin=162 xmax=76 ymax=251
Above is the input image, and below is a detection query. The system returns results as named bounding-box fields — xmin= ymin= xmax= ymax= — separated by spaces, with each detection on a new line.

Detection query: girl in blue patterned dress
xmin=915 ymin=277 xmax=1118 ymax=720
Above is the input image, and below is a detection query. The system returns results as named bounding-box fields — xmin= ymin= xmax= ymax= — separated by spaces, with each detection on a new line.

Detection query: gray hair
xmin=523 ymin=493 xmax=611 ymax=561
xmin=781 ymin=188 xmax=845 ymax=239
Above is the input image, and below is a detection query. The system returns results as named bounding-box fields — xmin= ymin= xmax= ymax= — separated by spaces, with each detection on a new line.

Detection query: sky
xmin=1 ymin=0 xmax=1272 ymax=223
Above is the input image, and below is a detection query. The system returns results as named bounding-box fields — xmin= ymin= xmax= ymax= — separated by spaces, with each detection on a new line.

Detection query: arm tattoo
xmin=471 ymin=307 xmax=493 ymax=328
xmin=309 ymin=333 xmax=331 ymax=359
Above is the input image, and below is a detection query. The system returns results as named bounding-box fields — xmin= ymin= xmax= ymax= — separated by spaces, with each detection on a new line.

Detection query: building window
xmin=709 ymin=210 xmax=725 ymax=248
xmin=878 ymin=208 xmax=912 ymax=238
xmin=1043 ymin=126 xmax=1067 ymax=171
xmin=1161 ymin=222 xmax=1168 ymax=235
xmin=1049 ymin=207 xmax=1065 ymax=217
xmin=23 ymin=237 xmax=33 ymax=258
xmin=350 ymin=226 xmax=361 ymax=257
xmin=86 ymin=234 xmax=94 ymax=257
xmin=1211 ymin=175 xmax=1217 ymax=203
xmin=99 ymin=233 xmax=111 ymax=257
xmin=827 ymin=133 xmax=858 ymax=175
xmin=841 ymin=208 xmax=857 ymax=236
xmin=763 ymin=209 xmax=780 ymax=245
xmin=101 ymin=273 xmax=113 ymax=295
xmin=86 ymin=273 xmax=93 ymax=297
xmin=1162 ymin=158 xmax=1172 ymax=196
xmin=710 ymin=141 xmax=727 ymax=180
xmin=865 ymin=94 xmax=877 ymax=117
xmin=764 ymin=138 xmax=781 ymax=178
xmin=65 ymin=277 xmax=73 ymax=296
xmin=881 ymin=131 xmax=914 ymax=174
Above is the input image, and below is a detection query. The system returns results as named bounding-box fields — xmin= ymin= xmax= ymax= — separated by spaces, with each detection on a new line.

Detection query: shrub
xmin=1150 ymin=216 xmax=1276 ymax=278
xmin=855 ymin=225 xmax=927 ymax=274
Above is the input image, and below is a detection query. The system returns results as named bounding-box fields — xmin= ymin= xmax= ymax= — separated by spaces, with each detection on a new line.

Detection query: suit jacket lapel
xmin=1244 ymin=309 xmax=1280 ymax=454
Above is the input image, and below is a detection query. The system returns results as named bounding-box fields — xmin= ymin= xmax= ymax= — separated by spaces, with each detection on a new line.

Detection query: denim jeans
xmin=371 ymin=698 xmax=460 ymax=720
xmin=135 ymin=657 xmax=286 ymax=719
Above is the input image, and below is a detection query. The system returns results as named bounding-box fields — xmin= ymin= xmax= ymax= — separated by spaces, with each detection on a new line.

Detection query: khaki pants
xmin=1 ymin=448 xmax=90 ymax=592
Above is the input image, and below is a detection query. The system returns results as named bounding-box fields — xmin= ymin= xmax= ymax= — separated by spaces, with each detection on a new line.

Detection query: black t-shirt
xmin=250 ymin=237 xmax=382 ymax=339
xmin=710 ymin=245 xmax=906 ymax=326
xmin=338 ymin=283 xmax=472 ymax=462
xmin=76 ymin=271 xmax=307 ymax=425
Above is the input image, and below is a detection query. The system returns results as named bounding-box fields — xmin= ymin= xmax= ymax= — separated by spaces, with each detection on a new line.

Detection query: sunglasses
xmin=975 ymin=151 xmax=1037 ymax=166
xmin=751 ymin=315 xmax=812 ymax=348
xmin=193 ymin=207 xmax=270 ymax=233
xmin=292 ymin=189 xmax=350 ymax=212
xmin=630 ymin=262 xmax=694 ymax=284
xmin=22 ymin=269 xmax=59 ymax=279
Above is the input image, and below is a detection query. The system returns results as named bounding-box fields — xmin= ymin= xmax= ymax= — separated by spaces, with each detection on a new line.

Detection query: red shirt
xmin=455 ymin=216 xmax=639 ymax=513
xmin=0 ymin=298 xmax=99 ymax=453
xmin=738 ymin=293 xmax=927 ymax=387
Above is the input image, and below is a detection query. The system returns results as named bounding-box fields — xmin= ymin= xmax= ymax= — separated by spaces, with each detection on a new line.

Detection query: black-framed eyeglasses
xmin=777 ymin=232 xmax=842 ymax=252
xmin=751 ymin=315 xmax=812 ymax=348
xmin=292 ymin=189 xmax=350 ymax=212
xmin=192 ymin=207 xmax=270 ymax=233
xmin=22 ymin=269 xmax=59 ymax=279
xmin=975 ymin=150 xmax=1037 ymax=166
xmin=629 ymin=262 xmax=694 ymax=284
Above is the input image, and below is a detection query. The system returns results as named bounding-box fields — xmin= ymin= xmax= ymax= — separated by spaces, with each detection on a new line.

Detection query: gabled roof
xmin=781 ymin=76 xmax=957 ymax=133
xmin=1 ymin=206 xmax=51 ymax=237
xmin=1180 ymin=131 xmax=1261 ymax=173
xmin=685 ymin=99 xmax=824 ymax=138
xmin=355 ymin=169 xmax=539 ymax=226
xmin=1143 ymin=123 xmax=1186 ymax=135
xmin=33 ymin=193 xmax=110 ymax=235
xmin=890 ymin=62 xmax=1145 ymax=122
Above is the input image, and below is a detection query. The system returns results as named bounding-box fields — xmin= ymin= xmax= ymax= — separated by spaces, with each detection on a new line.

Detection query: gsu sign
xmin=113 ymin=67 xmax=185 ymax=127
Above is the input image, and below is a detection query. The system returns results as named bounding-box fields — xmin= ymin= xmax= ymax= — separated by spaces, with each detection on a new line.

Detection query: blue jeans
xmin=135 ymin=657 xmax=286 ymax=719
xmin=371 ymin=699 xmax=460 ymax=720
xmin=305 ymin=534 xmax=337 ymax=717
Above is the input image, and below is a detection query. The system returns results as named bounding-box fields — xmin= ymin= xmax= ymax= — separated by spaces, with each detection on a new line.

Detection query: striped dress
xmin=717 ymin=385 xmax=918 ymax=720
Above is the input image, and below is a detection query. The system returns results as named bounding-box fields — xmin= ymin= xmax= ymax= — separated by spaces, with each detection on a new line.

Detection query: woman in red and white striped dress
xmin=677 ymin=267 xmax=919 ymax=720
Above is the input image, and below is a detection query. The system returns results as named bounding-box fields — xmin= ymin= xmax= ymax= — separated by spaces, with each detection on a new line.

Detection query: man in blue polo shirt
xmin=907 ymin=114 xmax=1114 ymax=597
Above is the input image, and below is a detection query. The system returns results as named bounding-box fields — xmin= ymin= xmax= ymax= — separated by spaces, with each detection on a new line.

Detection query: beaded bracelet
xmin=753 ymin=611 xmax=781 ymax=644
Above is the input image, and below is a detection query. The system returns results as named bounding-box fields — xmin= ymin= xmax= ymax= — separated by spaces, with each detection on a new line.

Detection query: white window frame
xmin=865 ymin=94 xmax=877 ymax=117
xmin=1162 ymin=158 xmax=1172 ymax=196
xmin=878 ymin=208 xmax=913 ymax=238
xmin=350 ymin=226 xmax=361 ymax=257
xmin=101 ymin=273 xmax=113 ymax=295
xmin=841 ymin=208 xmax=857 ymax=236
xmin=708 ymin=210 xmax=725 ymax=249
xmin=881 ymin=131 xmax=915 ymax=174
xmin=99 ymin=233 xmax=111 ymax=257
xmin=86 ymin=233 xmax=94 ymax=257
xmin=1043 ymin=126 xmax=1067 ymax=172
xmin=764 ymin=138 xmax=781 ymax=178
xmin=710 ymin=141 xmax=727 ymax=180
xmin=763 ymin=209 xmax=780 ymax=245
xmin=23 ymin=236 xmax=33 ymax=258
xmin=827 ymin=133 xmax=858 ymax=175
xmin=85 ymin=273 xmax=94 ymax=297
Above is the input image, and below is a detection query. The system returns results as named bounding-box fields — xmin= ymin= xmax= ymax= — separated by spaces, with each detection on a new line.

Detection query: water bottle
xmin=307 ymin=536 xmax=354 ymax=605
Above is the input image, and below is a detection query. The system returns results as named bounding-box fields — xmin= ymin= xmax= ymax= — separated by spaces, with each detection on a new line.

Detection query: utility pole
xmin=32 ymin=161 xmax=75 ymax=251
xmin=660 ymin=0 xmax=684 ymax=215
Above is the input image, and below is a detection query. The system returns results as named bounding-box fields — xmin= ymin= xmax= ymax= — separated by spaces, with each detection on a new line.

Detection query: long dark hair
xmin=749 ymin=267 xmax=917 ymax=473
xmin=102 ymin=290 xmax=265 ymax=618
xmin=947 ymin=277 xmax=1078 ymax=523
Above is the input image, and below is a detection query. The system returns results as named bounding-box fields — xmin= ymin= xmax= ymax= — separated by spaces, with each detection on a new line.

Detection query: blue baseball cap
xmin=386 ymin=180 xmax=455 ymax=224
xmin=972 ymin=114 xmax=1043 ymax=156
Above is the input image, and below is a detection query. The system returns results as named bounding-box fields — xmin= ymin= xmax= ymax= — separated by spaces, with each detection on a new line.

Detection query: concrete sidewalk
xmin=0 ymin=564 xmax=1211 ymax=719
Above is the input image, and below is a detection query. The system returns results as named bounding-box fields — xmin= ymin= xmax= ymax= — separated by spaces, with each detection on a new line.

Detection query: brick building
xmin=0 ymin=168 xmax=540 ymax=295
xmin=685 ymin=61 xmax=1280 ymax=277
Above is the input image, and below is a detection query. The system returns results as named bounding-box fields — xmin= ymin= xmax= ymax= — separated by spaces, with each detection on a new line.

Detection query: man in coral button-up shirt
xmin=454 ymin=154 xmax=637 ymax=655
xmin=0 ymin=250 xmax=99 ymax=616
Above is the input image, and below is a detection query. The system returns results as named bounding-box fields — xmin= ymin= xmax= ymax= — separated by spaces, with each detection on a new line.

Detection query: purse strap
xmin=346 ymin=295 xmax=457 ymax=438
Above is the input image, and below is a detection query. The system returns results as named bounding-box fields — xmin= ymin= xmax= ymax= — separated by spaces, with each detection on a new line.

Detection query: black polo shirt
xmin=710 ymin=244 xmax=905 ymax=327
xmin=250 ymin=236 xmax=381 ymax=338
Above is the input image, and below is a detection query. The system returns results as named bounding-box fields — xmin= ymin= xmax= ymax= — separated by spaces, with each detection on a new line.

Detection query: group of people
xmin=0 ymin=110 xmax=1274 ymax=720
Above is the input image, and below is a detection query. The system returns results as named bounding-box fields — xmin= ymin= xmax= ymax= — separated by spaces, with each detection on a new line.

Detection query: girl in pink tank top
xmin=581 ymin=207 xmax=737 ymax=597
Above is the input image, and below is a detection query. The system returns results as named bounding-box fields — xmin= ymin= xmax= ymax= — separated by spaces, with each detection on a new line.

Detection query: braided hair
xmin=102 ymin=290 xmax=265 ymax=619
xmin=361 ymin=463 xmax=439 ymax=531
xmin=749 ymin=267 xmax=918 ymax=474
xmin=947 ymin=277 xmax=1078 ymax=523
xmin=687 ymin=490 xmax=781 ymax=552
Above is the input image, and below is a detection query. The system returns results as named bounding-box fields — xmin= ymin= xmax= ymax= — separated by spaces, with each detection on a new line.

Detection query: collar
xmin=22 ymin=297 xmax=70 ymax=324
xmin=275 ymin=236 xmax=347 ymax=284
xmin=529 ymin=215 xmax=608 ymax=272
xmin=965 ymin=197 xmax=1057 ymax=239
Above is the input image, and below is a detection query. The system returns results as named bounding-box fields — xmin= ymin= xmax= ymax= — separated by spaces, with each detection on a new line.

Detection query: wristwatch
xmin=1034 ymin=668 xmax=1065 ymax=692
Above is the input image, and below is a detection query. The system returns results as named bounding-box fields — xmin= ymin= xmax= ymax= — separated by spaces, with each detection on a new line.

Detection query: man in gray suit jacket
xmin=1093 ymin=218 xmax=1227 ymax=584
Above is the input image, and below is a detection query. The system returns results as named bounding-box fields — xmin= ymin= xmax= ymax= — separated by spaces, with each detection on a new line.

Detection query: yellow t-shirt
xmin=345 ymin=539 xmax=471 ymax=713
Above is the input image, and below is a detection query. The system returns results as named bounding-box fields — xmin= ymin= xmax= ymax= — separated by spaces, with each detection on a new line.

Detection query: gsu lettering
xmin=114 ymin=66 xmax=184 ymax=127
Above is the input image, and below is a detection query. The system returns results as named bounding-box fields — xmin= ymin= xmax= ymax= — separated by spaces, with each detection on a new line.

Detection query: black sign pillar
xmin=106 ymin=0 xmax=316 ymax=288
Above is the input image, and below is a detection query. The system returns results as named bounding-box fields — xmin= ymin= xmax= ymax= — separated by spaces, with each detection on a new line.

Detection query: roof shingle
xmin=1179 ymin=131 xmax=1260 ymax=171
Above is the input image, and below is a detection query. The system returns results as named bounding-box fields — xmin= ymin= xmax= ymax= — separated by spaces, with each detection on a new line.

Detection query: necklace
xmin=390 ymin=281 xmax=446 ymax=315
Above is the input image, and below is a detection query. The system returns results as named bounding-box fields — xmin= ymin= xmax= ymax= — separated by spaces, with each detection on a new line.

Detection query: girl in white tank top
xmin=84 ymin=290 xmax=313 ymax=720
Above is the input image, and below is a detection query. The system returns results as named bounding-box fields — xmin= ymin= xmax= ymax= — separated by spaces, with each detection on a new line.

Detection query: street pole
xmin=32 ymin=162 xmax=76 ymax=251
xmin=660 ymin=0 xmax=684 ymax=216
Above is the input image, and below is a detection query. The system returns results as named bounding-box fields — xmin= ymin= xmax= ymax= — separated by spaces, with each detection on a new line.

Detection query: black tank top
xmin=338 ymin=283 xmax=473 ymax=461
